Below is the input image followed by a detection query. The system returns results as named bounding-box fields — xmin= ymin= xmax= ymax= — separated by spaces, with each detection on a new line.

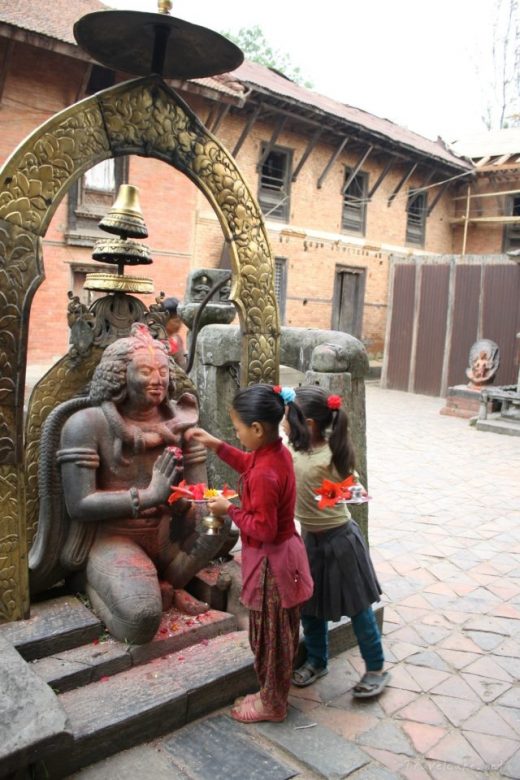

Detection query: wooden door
xmin=332 ymin=266 xmax=366 ymax=338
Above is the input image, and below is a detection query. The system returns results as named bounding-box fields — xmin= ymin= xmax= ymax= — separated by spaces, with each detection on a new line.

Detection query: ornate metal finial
xmin=86 ymin=185 xmax=154 ymax=295
xmin=158 ymin=0 xmax=172 ymax=13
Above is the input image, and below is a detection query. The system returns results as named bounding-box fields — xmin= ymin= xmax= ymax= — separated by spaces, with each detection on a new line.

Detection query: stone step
xmin=39 ymin=609 xmax=383 ymax=777
xmin=0 ymin=595 xmax=103 ymax=661
xmin=1 ymin=587 xmax=383 ymax=777
xmin=476 ymin=416 xmax=520 ymax=436
xmin=0 ymin=634 xmax=72 ymax=779
xmin=45 ymin=630 xmax=257 ymax=778
xmin=31 ymin=608 xmax=237 ymax=693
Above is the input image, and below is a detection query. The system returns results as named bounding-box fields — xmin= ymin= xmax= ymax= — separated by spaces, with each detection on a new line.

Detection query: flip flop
xmin=353 ymin=670 xmax=390 ymax=698
xmin=291 ymin=661 xmax=328 ymax=687
xmin=230 ymin=697 xmax=286 ymax=723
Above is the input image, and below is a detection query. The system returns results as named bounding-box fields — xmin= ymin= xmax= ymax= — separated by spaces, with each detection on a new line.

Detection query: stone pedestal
xmin=440 ymin=385 xmax=493 ymax=419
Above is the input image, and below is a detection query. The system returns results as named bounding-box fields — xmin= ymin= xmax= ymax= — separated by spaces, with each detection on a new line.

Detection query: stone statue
xmin=178 ymin=269 xmax=235 ymax=330
xmin=29 ymin=324 xmax=227 ymax=644
xmin=466 ymin=339 xmax=500 ymax=390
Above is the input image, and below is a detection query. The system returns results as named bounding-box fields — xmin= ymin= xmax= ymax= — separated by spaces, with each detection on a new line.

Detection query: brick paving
xmin=284 ymin=384 xmax=520 ymax=778
xmin=73 ymin=384 xmax=520 ymax=779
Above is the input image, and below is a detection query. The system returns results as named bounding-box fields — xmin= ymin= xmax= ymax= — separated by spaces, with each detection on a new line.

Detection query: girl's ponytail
xmin=294 ymin=386 xmax=356 ymax=478
xmin=329 ymin=405 xmax=356 ymax=478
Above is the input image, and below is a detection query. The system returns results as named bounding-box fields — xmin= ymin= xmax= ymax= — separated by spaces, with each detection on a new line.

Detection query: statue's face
xmin=126 ymin=348 xmax=170 ymax=408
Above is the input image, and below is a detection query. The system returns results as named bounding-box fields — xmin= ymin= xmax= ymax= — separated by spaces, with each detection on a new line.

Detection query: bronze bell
xmin=99 ymin=184 xmax=149 ymax=239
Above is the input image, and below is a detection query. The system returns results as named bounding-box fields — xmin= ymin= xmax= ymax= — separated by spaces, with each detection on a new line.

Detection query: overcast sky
xmin=106 ymin=0 xmax=498 ymax=143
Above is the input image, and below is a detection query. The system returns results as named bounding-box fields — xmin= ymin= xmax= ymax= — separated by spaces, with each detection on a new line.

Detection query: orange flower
xmin=314 ymin=475 xmax=357 ymax=509
xmin=221 ymin=483 xmax=238 ymax=498
xmin=167 ymin=479 xmax=194 ymax=504
xmin=167 ymin=481 xmax=236 ymax=503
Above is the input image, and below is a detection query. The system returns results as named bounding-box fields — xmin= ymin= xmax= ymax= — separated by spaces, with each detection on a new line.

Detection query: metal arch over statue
xmin=0 ymin=2 xmax=280 ymax=624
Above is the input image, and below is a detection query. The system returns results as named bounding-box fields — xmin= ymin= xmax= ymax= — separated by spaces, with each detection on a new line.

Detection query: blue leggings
xmin=301 ymin=606 xmax=384 ymax=671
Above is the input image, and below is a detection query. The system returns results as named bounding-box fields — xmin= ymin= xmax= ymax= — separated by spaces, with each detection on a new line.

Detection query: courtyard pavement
xmin=74 ymin=383 xmax=520 ymax=780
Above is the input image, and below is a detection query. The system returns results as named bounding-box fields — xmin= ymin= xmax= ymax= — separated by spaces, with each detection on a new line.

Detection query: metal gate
xmin=382 ymin=255 xmax=520 ymax=396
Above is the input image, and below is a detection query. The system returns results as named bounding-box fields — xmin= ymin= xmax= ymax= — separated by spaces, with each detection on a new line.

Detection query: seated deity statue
xmin=29 ymin=323 xmax=227 ymax=644
xmin=466 ymin=339 xmax=500 ymax=390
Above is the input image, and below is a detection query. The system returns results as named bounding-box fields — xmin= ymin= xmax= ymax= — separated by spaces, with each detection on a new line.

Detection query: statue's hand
xmin=170 ymin=393 xmax=199 ymax=434
xmin=145 ymin=449 xmax=181 ymax=505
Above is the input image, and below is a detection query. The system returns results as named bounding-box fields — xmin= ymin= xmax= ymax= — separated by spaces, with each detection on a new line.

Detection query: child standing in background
xmin=289 ymin=385 xmax=388 ymax=698
xmin=162 ymin=296 xmax=187 ymax=370
xmin=185 ymin=384 xmax=313 ymax=722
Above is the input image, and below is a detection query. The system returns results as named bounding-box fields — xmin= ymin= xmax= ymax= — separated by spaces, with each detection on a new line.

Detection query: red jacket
xmin=217 ymin=439 xmax=313 ymax=610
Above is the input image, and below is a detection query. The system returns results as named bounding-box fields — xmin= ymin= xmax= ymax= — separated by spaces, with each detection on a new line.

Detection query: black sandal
xmin=353 ymin=670 xmax=390 ymax=698
xmin=291 ymin=661 xmax=328 ymax=687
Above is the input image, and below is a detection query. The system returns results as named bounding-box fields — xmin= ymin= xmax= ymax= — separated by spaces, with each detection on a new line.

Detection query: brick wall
xmin=190 ymin=115 xmax=457 ymax=358
xmin=0 ymin=37 xmax=478 ymax=371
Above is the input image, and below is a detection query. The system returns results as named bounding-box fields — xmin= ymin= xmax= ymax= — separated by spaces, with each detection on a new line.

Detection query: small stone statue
xmin=178 ymin=269 xmax=235 ymax=330
xmin=466 ymin=339 xmax=500 ymax=390
xmin=66 ymin=290 xmax=95 ymax=363
xmin=30 ymin=324 xmax=227 ymax=644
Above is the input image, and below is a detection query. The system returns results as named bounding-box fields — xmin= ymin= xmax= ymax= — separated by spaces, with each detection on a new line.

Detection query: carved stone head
xmin=310 ymin=342 xmax=350 ymax=373
xmin=89 ymin=323 xmax=175 ymax=404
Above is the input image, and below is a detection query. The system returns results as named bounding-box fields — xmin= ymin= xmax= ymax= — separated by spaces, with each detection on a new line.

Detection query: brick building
xmin=0 ymin=1 xmax=484 ymax=375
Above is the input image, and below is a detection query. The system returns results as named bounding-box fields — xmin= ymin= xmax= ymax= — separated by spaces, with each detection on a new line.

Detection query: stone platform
xmin=0 ymin=590 xmax=377 ymax=778
xmin=440 ymin=385 xmax=491 ymax=419
xmin=476 ymin=413 xmax=520 ymax=436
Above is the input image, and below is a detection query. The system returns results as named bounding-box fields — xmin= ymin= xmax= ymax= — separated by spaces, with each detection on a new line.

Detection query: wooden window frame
xmin=406 ymin=189 xmax=427 ymax=246
xmin=341 ymin=168 xmax=368 ymax=234
xmin=66 ymin=156 xmax=128 ymax=246
xmin=258 ymin=145 xmax=292 ymax=222
xmin=503 ymin=194 xmax=520 ymax=251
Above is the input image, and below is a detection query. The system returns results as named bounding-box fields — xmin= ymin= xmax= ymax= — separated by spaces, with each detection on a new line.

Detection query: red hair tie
xmin=327 ymin=395 xmax=342 ymax=410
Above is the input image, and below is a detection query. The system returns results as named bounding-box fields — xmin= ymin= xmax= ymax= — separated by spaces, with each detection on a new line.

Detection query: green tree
xmin=223 ymin=25 xmax=313 ymax=88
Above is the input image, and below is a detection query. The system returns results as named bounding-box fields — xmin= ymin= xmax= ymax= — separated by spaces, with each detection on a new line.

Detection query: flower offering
xmin=168 ymin=480 xmax=237 ymax=504
xmin=314 ymin=475 xmax=368 ymax=508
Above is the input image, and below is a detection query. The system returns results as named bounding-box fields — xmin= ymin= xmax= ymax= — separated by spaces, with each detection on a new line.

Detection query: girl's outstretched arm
xmin=184 ymin=426 xmax=221 ymax=451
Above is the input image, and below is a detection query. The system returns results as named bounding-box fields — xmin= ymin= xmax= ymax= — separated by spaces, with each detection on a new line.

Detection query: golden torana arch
xmin=0 ymin=75 xmax=280 ymax=621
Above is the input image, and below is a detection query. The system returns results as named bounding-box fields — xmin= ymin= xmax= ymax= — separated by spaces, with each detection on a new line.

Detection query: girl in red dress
xmin=186 ymin=384 xmax=313 ymax=723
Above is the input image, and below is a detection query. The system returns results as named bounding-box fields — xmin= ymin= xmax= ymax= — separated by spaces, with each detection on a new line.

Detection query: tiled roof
xmin=0 ymin=0 xmax=107 ymax=46
xmin=230 ymin=60 xmax=470 ymax=169
xmin=0 ymin=2 xmax=471 ymax=169
xmin=189 ymin=75 xmax=247 ymax=100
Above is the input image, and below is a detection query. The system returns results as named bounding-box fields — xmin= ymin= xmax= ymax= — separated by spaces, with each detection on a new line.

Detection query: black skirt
xmin=301 ymin=521 xmax=382 ymax=622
